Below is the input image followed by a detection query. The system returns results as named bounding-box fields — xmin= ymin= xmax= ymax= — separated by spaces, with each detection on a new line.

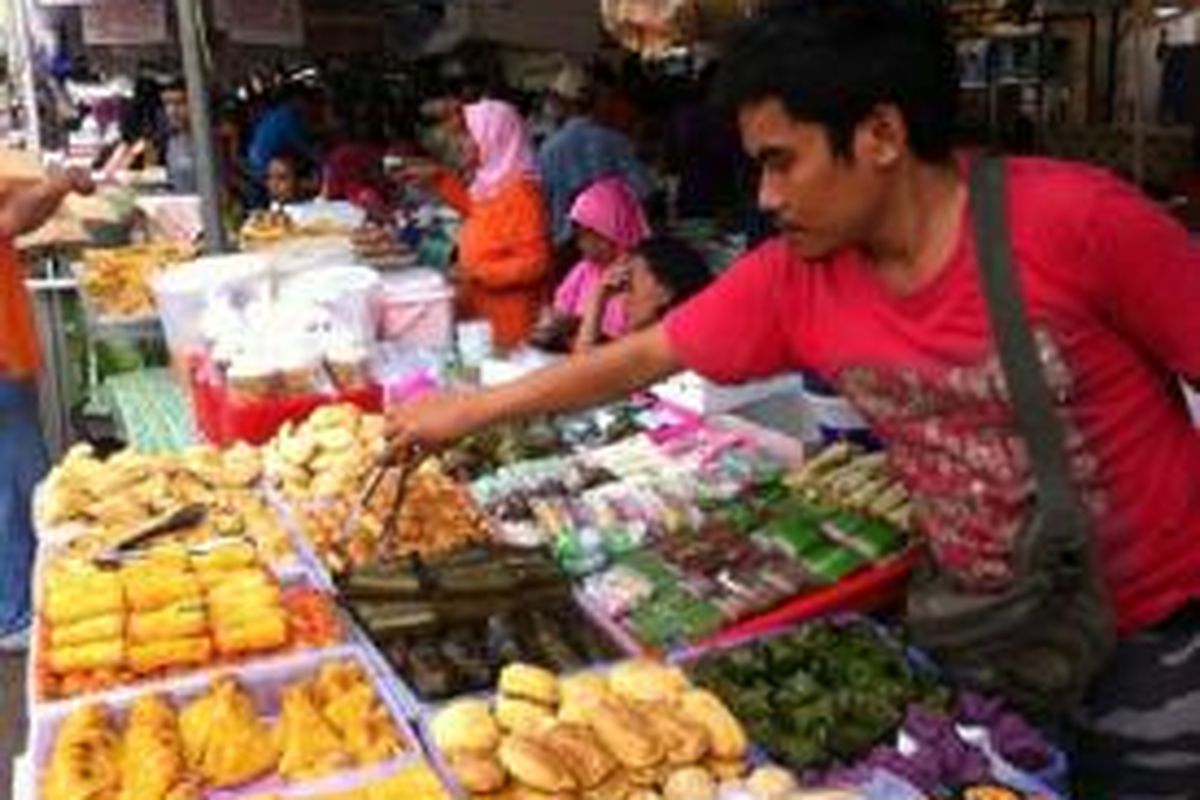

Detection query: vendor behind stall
xmin=0 ymin=165 xmax=95 ymax=650
xmin=390 ymin=1 xmax=1200 ymax=794
xmin=575 ymin=235 xmax=712 ymax=353
xmin=266 ymin=151 xmax=318 ymax=207
xmin=161 ymin=78 xmax=198 ymax=194
xmin=533 ymin=176 xmax=649 ymax=351
xmin=405 ymin=100 xmax=552 ymax=349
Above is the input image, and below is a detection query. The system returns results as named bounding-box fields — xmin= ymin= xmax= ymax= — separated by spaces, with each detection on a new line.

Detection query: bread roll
xmin=498 ymin=734 xmax=577 ymax=793
xmin=539 ymin=723 xmax=617 ymax=790
xmin=608 ymin=661 xmax=688 ymax=706
xmin=496 ymin=696 xmax=556 ymax=735
xmin=448 ymin=751 xmax=508 ymax=794
xmin=431 ymin=699 xmax=501 ymax=755
xmin=678 ymin=691 xmax=747 ymax=761
xmin=499 ymin=663 xmax=560 ymax=707
xmin=585 ymin=698 xmax=663 ymax=770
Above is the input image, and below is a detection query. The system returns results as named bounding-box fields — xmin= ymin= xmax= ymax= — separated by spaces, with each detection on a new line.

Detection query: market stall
xmin=13 ymin=371 xmax=1070 ymax=799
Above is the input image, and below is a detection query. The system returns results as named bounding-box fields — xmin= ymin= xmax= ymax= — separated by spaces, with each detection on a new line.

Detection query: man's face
xmin=266 ymin=159 xmax=299 ymax=204
xmin=162 ymin=89 xmax=189 ymax=134
xmin=738 ymin=98 xmax=894 ymax=260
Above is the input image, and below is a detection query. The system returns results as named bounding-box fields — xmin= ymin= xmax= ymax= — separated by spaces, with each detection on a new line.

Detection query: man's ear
xmin=853 ymin=104 xmax=908 ymax=169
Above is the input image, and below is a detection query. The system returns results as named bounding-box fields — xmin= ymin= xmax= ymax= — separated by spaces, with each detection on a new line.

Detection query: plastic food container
xmin=377 ymin=269 xmax=455 ymax=349
xmin=28 ymin=645 xmax=426 ymax=800
xmin=152 ymin=252 xmax=270 ymax=364
xmin=283 ymin=264 xmax=383 ymax=346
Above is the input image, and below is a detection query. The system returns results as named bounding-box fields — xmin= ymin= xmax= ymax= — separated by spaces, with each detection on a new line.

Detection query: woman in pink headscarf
xmin=532 ymin=176 xmax=649 ymax=352
xmin=408 ymin=99 xmax=551 ymax=349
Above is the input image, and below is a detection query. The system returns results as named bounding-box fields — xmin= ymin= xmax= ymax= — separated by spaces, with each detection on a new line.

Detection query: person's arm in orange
xmin=426 ymin=169 xmax=472 ymax=216
xmin=464 ymin=181 xmax=550 ymax=290
xmin=0 ymin=167 xmax=95 ymax=239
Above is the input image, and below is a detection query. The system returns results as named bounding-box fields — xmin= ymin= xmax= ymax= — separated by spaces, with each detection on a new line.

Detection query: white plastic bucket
xmin=377 ymin=269 xmax=455 ymax=349
xmin=282 ymin=264 xmax=383 ymax=345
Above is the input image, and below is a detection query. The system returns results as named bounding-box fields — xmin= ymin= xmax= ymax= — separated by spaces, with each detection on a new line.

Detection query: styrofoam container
xmin=28 ymin=645 xmax=424 ymax=800
xmin=152 ymin=252 xmax=270 ymax=359
xmin=377 ymin=269 xmax=454 ymax=348
xmin=651 ymin=371 xmax=806 ymax=416
xmin=282 ymin=264 xmax=383 ymax=345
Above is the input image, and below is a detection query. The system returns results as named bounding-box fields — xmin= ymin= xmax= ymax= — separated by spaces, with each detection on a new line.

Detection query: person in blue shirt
xmin=536 ymin=64 xmax=654 ymax=248
xmin=247 ymin=83 xmax=324 ymax=205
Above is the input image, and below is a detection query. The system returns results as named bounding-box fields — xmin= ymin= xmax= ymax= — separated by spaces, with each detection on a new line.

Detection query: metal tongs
xmin=343 ymin=442 xmax=430 ymax=556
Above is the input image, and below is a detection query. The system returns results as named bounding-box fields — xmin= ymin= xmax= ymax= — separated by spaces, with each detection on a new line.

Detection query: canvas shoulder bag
xmin=905 ymin=156 xmax=1116 ymax=716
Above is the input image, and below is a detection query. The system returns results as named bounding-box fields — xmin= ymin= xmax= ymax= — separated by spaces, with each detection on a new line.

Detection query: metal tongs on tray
xmin=342 ymin=442 xmax=430 ymax=557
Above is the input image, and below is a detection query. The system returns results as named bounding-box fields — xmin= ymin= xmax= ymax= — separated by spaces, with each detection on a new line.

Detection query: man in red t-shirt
xmin=392 ymin=1 xmax=1200 ymax=792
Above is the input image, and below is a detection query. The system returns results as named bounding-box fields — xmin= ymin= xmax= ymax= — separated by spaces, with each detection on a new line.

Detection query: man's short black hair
xmin=716 ymin=0 xmax=958 ymax=162
xmin=636 ymin=236 xmax=713 ymax=305
xmin=160 ymin=76 xmax=187 ymax=96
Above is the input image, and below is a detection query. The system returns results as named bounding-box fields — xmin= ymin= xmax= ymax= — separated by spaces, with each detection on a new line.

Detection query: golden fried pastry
xmin=122 ymin=566 xmax=201 ymax=614
xmin=663 ymin=767 xmax=716 ymax=800
xmin=43 ymin=704 xmax=121 ymax=800
xmin=558 ymin=673 xmax=611 ymax=725
xmin=745 ymin=765 xmax=798 ymax=799
xmin=622 ymin=792 xmax=663 ymax=800
xmin=191 ymin=541 xmax=258 ymax=575
xmin=497 ymin=734 xmax=577 ymax=794
xmin=448 ymin=751 xmax=509 ymax=794
xmin=180 ymin=678 xmax=278 ymax=788
xmin=706 ymin=759 xmax=748 ymax=781
xmin=43 ymin=568 xmax=124 ymax=626
xmin=608 ymin=661 xmax=688 ymax=707
xmin=538 ymin=723 xmax=616 ymax=790
xmin=49 ymin=639 xmax=125 ymax=674
xmin=50 ymin=613 xmax=124 ymax=649
xmin=322 ymin=683 xmax=403 ymax=764
xmin=496 ymin=696 xmax=556 ymax=735
xmin=499 ymin=663 xmax=560 ymax=707
xmin=128 ymin=603 xmax=207 ymax=643
xmin=637 ymin=704 xmax=709 ymax=766
xmin=432 ymin=699 xmax=501 ymax=755
xmin=119 ymin=695 xmax=199 ymax=800
xmin=277 ymin=684 xmax=352 ymax=780
xmin=584 ymin=698 xmax=664 ymax=770
xmin=129 ymin=637 xmax=213 ymax=674
xmin=582 ymin=769 xmax=635 ymax=800
xmin=211 ymin=610 xmax=289 ymax=656
xmin=678 ymin=691 xmax=747 ymax=761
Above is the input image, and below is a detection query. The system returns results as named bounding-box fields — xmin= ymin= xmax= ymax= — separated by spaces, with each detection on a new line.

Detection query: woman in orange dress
xmin=418 ymin=100 xmax=552 ymax=349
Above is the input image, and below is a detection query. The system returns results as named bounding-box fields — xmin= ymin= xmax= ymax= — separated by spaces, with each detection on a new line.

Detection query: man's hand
xmin=52 ymin=166 xmax=96 ymax=198
xmin=386 ymin=390 xmax=493 ymax=449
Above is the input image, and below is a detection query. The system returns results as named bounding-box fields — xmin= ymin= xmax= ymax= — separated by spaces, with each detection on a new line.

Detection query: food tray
xmin=28 ymin=644 xmax=427 ymax=800
xmin=354 ymin=590 xmax=640 ymax=717
xmin=69 ymin=260 xmax=166 ymax=343
xmin=671 ymin=615 xmax=1069 ymax=799
xmin=30 ymin=568 xmax=350 ymax=708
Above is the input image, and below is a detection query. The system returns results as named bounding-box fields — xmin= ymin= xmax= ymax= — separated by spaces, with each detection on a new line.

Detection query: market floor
xmin=1 ymin=654 xmax=26 ymax=796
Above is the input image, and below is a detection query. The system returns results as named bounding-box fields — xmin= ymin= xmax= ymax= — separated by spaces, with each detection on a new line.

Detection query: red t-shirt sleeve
xmin=1086 ymin=175 xmax=1200 ymax=381
xmin=664 ymin=240 xmax=795 ymax=384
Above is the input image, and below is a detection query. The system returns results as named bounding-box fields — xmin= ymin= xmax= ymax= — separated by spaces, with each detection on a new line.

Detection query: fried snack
xmin=745 ymin=766 xmax=798 ymax=799
xmin=119 ymin=695 xmax=201 ymax=800
xmin=79 ymin=242 xmax=194 ymax=318
xmin=584 ymin=697 xmax=664 ymax=770
xmin=432 ymin=699 xmax=502 ymax=755
xmin=49 ymin=639 xmax=125 ymax=674
xmin=499 ymin=663 xmax=560 ymax=707
xmin=706 ymin=759 xmax=748 ymax=781
xmin=637 ymin=704 xmax=709 ymax=766
xmin=583 ymin=769 xmax=636 ymax=800
xmin=128 ymin=637 xmax=213 ymax=674
xmin=43 ymin=704 xmax=121 ymax=800
xmin=276 ymin=684 xmax=352 ymax=781
xmin=498 ymin=734 xmax=577 ymax=794
xmin=180 ymin=678 xmax=278 ymax=788
xmin=608 ymin=661 xmax=688 ymax=707
xmin=678 ymin=691 xmax=747 ymax=761
xmin=50 ymin=613 xmax=124 ymax=649
xmin=211 ymin=610 xmax=289 ymax=656
xmin=191 ymin=541 xmax=258 ymax=576
xmin=557 ymin=673 xmax=612 ymax=725
xmin=127 ymin=604 xmax=207 ymax=643
xmin=538 ymin=723 xmax=617 ymax=790
xmin=495 ymin=696 xmax=556 ymax=735
xmin=663 ymin=767 xmax=716 ymax=800
xmin=322 ymin=682 xmax=404 ymax=764
xmin=448 ymin=751 xmax=508 ymax=795
xmin=43 ymin=568 xmax=124 ymax=626
xmin=122 ymin=565 xmax=201 ymax=614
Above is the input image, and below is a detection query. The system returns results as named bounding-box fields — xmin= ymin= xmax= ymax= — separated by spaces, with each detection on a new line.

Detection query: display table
xmin=100 ymin=367 xmax=196 ymax=452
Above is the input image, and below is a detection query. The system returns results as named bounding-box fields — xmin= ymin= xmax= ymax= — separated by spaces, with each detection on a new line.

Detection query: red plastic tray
xmin=189 ymin=366 xmax=382 ymax=446
xmin=694 ymin=547 xmax=921 ymax=651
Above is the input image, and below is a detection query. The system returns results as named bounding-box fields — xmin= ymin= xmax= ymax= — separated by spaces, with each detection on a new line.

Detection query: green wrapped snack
xmin=798 ymin=544 xmax=868 ymax=583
